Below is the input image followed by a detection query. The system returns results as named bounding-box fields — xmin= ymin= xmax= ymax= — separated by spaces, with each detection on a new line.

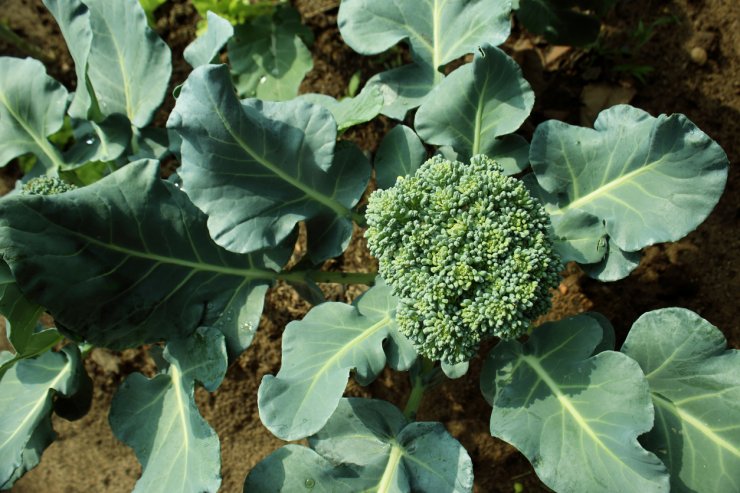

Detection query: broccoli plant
xmin=0 ymin=0 xmax=737 ymax=492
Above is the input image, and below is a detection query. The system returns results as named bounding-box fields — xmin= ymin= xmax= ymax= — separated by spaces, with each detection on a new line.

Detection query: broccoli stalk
xmin=366 ymin=155 xmax=562 ymax=364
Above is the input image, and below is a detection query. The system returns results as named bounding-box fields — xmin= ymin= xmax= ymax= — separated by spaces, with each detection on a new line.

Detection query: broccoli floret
xmin=21 ymin=177 xmax=77 ymax=196
xmin=366 ymin=154 xmax=562 ymax=364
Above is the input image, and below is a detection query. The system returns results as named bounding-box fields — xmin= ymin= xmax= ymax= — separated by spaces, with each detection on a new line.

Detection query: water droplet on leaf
xmin=259 ymin=76 xmax=267 ymax=85
xmin=85 ymin=138 xmax=95 ymax=145
xmin=304 ymin=478 xmax=315 ymax=489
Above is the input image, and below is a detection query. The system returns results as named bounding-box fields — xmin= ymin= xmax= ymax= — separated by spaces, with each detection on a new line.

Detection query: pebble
xmin=690 ymin=47 xmax=708 ymax=65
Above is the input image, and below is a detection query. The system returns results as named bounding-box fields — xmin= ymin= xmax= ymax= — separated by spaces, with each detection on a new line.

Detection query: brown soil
xmin=2 ymin=0 xmax=738 ymax=492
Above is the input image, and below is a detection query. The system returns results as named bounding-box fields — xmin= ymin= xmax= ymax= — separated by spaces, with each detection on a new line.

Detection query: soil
xmin=2 ymin=0 xmax=738 ymax=492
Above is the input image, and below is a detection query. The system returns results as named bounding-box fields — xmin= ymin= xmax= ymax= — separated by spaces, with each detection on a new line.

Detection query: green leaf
xmin=374 ymin=125 xmax=427 ymax=189
xmin=82 ymin=0 xmax=172 ymax=127
xmin=228 ymin=6 xmax=312 ymax=100
xmin=517 ymin=0 xmax=602 ymax=46
xmin=530 ymin=105 xmax=728 ymax=264
xmin=582 ymin=237 xmax=642 ymax=281
xmin=258 ymin=283 xmax=416 ymax=440
xmin=184 ymin=11 xmax=234 ymax=68
xmin=298 ymin=85 xmax=384 ymax=132
xmin=244 ymin=444 xmax=362 ymax=493
xmin=0 ymin=345 xmax=89 ymax=489
xmin=415 ymin=45 xmax=534 ymax=164
xmin=483 ymin=314 xmax=669 ymax=492
xmin=110 ymin=327 xmax=228 ymax=493
xmin=168 ymin=64 xmax=369 ymax=255
xmin=62 ymin=114 xmax=132 ymax=169
xmin=338 ymin=0 xmax=513 ymax=118
xmin=248 ymin=398 xmax=473 ymax=492
xmin=622 ymin=308 xmax=740 ymax=493
xmin=0 ymin=160 xmax=280 ymax=354
xmin=0 ymin=263 xmax=62 ymax=378
xmin=0 ymin=57 xmax=67 ymax=172
xmin=42 ymin=0 xmax=95 ymax=120
xmin=305 ymin=141 xmax=370 ymax=264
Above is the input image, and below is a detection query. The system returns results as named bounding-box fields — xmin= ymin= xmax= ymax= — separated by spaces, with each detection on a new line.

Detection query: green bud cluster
xmin=22 ymin=177 xmax=77 ymax=196
xmin=366 ymin=154 xmax=562 ymax=364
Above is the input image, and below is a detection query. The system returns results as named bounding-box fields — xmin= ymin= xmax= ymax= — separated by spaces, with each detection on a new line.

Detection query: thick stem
xmin=277 ymin=270 xmax=377 ymax=285
xmin=403 ymin=357 xmax=436 ymax=420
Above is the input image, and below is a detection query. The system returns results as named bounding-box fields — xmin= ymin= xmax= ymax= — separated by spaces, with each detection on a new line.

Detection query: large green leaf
xmin=374 ymin=125 xmax=427 ymax=189
xmin=338 ymin=0 xmax=513 ymax=119
xmin=110 ymin=327 xmax=228 ymax=493
xmin=530 ymin=105 xmax=728 ymax=260
xmin=0 ymin=57 xmax=67 ymax=173
xmin=82 ymin=0 xmax=172 ymax=127
xmin=415 ymin=44 xmax=533 ymax=168
xmin=246 ymin=398 xmax=473 ymax=492
xmin=0 ymin=160 xmax=280 ymax=354
xmin=483 ymin=314 xmax=670 ymax=492
xmin=228 ymin=5 xmax=312 ymax=100
xmin=184 ymin=11 xmax=234 ymax=68
xmin=168 ymin=64 xmax=369 ymax=255
xmin=42 ymin=0 xmax=94 ymax=120
xmin=622 ymin=308 xmax=740 ymax=493
xmin=0 ymin=345 xmax=89 ymax=489
xmin=258 ymin=282 xmax=416 ymax=441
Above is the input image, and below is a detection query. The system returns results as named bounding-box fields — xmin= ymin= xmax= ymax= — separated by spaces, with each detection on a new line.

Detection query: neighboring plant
xmin=0 ymin=1 xmax=736 ymax=493
xmin=513 ymin=0 xmax=617 ymax=46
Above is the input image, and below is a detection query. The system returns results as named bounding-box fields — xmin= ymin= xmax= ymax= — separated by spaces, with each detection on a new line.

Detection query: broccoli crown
xmin=21 ymin=177 xmax=77 ymax=196
xmin=366 ymin=154 xmax=562 ymax=364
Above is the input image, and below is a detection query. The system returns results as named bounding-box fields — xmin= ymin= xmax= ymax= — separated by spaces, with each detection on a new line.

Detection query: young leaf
xmin=247 ymin=398 xmax=474 ymax=492
xmin=0 ymin=345 xmax=89 ymax=489
xmin=482 ymin=314 xmax=670 ymax=492
xmin=184 ymin=11 xmax=234 ymax=68
xmin=337 ymin=0 xmax=513 ymax=118
xmin=0 ymin=57 xmax=68 ymax=173
xmin=0 ymin=263 xmax=62 ymax=378
xmin=622 ymin=308 xmax=740 ymax=493
xmin=374 ymin=125 xmax=427 ymax=189
xmin=82 ymin=0 xmax=172 ymax=127
xmin=415 ymin=44 xmax=534 ymax=169
xmin=110 ymin=327 xmax=228 ymax=493
xmin=228 ymin=6 xmax=312 ymax=100
xmin=62 ymin=114 xmax=132 ymax=169
xmin=42 ymin=0 xmax=94 ymax=120
xmin=0 ymin=160 xmax=280 ymax=354
xmin=582 ymin=237 xmax=643 ymax=281
xmin=258 ymin=282 xmax=416 ymax=441
xmin=168 ymin=64 xmax=369 ymax=255
xmin=530 ymin=105 xmax=728 ymax=266
xmin=297 ymin=85 xmax=384 ymax=132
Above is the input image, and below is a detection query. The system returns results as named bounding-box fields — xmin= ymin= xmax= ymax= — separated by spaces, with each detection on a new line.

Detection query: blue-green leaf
xmin=0 ymin=160 xmax=280 ymax=353
xmin=338 ymin=0 xmax=512 ymax=118
xmin=228 ymin=6 xmax=312 ymax=100
xmin=622 ymin=308 xmax=740 ymax=493
xmin=184 ymin=11 xmax=234 ymax=68
xmin=110 ymin=327 xmax=228 ymax=493
xmin=582 ymin=237 xmax=642 ymax=281
xmin=248 ymin=398 xmax=473 ymax=492
xmin=483 ymin=314 xmax=670 ymax=492
xmin=82 ymin=0 xmax=172 ymax=127
xmin=415 ymin=44 xmax=533 ymax=167
xmin=530 ymin=105 xmax=728 ymax=260
xmin=62 ymin=114 xmax=132 ymax=169
xmin=0 ymin=57 xmax=68 ymax=173
xmin=258 ymin=283 xmax=416 ymax=441
xmin=168 ymin=64 xmax=368 ymax=255
xmin=374 ymin=125 xmax=427 ymax=189
xmin=42 ymin=0 xmax=94 ymax=119
xmin=0 ymin=345 xmax=88 ymax=489
xmin=298 ymin=85 xmax=384 ymax=132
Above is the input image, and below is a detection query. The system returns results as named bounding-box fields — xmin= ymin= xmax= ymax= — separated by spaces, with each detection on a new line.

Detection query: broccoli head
xmin=365 ymin=154 xmax=562 ymax=364
xmin=21 ymin=177 xmax=77 ymax=196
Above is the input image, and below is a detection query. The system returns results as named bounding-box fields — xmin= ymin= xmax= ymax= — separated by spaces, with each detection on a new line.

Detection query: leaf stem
xmin=277 ymin=270 xmax=377 ymax=285
xmin=403 ymin=357 xmax=436 ymax=420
